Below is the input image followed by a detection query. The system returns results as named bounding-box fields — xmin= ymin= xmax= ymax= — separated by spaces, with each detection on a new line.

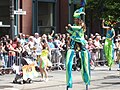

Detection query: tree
xmin=86 ymin=0 xmax=120 ymax=23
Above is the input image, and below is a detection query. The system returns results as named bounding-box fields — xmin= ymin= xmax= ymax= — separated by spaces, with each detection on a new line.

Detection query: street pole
xmin=16 ymin=0 xmax=19 ymax=36
xmin=10 ymin=0 xmax=14 ymax=39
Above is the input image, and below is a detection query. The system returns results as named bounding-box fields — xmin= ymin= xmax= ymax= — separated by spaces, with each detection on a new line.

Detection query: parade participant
xmin=87 ymin=38 xmax=96 ymax=69
xmin=66 ymin=7 xmax=90 ymax=89
xmin=39 ymin=39 xmax=52 ymax=82
xmin=102 ymin=20 xmax=115 ymax=70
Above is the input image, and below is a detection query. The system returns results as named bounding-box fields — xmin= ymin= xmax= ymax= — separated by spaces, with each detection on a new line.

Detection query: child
xmin=39 ymin=39 xmax=52 ymax=82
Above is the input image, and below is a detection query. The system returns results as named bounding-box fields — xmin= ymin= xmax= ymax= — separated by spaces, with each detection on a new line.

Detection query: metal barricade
xmin=91 ymin=47 xmax=120 ymax=67
xmin=0 ymin=50 xmax=27 ymax=75
xmin=91 ymin=48 xmax=106 ymax=67
xmin=14 ymin=52 xmax=22 ymax=66
xmin=51 ymin=48 xmax=63 ymax=70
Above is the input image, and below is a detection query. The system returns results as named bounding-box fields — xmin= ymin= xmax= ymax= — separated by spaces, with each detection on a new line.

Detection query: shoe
xmin=117 ymin=69 xmax=120 ymax=71
xmin=45 ymin=78 xmax=48 ymax=82
xmin=40 ymin=78 xmax=44 ymax=82
xmin=109 ymin=68 xmax=111 ymax=71
xmin=91 ymin=66 xmax=95 ymax=70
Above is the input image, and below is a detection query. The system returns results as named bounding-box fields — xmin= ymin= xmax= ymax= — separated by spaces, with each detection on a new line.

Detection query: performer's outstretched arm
xmin=102 ymin=20 xmax=110 ymax=29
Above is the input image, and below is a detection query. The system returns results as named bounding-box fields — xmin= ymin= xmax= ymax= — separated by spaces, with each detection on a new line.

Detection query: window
xmin=38 ymin=2 xmax=55 ymax=34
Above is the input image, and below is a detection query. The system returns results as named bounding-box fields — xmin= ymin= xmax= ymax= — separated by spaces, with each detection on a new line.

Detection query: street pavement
xmin=0 ymin=64 xmax=120 ymax=90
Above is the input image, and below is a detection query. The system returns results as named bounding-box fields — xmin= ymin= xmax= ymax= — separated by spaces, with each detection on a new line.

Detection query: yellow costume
xmin=40 ymin=49 xmax=52 ymax=68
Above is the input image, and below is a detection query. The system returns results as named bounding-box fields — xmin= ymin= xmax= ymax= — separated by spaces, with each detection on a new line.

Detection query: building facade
xmin=0 ymin=0 xmax=90 ymax=38
xmin=1 ymin=0 xmax=107 ymax=38
xmin=21 ymin=0 xmax=85 ymax=35
xmin=17 ymin=0 xmax=70 ymax=36
xmin=0 ymin=0 xmax=71 ymax=37
xmin=0 ymin=0 xmax=10 ymax=37
xmin=0 ymin=0 xmax=84 ymax=37
xmin=1 ymin=0 xmax=119 ymax=38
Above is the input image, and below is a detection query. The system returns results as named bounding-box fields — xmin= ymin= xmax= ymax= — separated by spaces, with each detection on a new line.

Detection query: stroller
xmin=13 ymin=52 xmax=38 ymax=84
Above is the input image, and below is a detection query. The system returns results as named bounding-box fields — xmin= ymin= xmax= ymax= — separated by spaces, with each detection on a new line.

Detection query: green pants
xmin=104 ymin=39 xmax=114 ymax=67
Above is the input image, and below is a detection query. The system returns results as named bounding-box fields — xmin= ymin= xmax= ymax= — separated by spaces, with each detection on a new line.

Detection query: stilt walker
xmin=102 ymin=20 xmax=115 ymax=70
xmin=66 ymin=1 xmax=90 ymax=90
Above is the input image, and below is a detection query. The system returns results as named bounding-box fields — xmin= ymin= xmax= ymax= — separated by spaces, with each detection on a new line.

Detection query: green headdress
xmin=73 ymin=7 xmax=85 ymax=18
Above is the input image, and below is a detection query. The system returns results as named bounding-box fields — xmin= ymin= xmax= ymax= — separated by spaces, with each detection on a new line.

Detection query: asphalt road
xmin=0 ymin=64 xmax=120 ymax=90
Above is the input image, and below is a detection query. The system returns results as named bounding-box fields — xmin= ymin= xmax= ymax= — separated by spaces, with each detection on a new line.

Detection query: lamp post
xmin=10 ymin=0 xmax=14 ymax=39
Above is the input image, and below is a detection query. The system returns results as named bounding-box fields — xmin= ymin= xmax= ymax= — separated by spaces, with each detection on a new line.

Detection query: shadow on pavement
xmin=0 ymin=85 xmax=13 ymax=89
xmin=102 ymin=82 xmax=120 ymax=85
xmin=104 ymin=75 xmax=120 ymax=79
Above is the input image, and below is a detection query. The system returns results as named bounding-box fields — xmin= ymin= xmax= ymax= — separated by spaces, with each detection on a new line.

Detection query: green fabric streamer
xmin=66 ymin=49 xmax=75 ymax=88
xmin=80 ymin=50 xmax=90 ymax=85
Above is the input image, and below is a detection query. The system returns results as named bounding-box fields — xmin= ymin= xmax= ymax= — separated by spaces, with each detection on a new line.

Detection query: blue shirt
xmin=48 ymin=42 xmax=55 ymax=48
xmin=106 ymin=28 xmax=114 ymax=39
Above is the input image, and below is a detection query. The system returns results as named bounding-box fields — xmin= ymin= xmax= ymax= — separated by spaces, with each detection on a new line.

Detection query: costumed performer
xmin=102 ymin=20 xmax=115 ymax=70
xmin=66 ymin=7 xmax=90 ymax=88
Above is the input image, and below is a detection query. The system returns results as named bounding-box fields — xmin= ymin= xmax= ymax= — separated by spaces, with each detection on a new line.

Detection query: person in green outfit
xmin=65 ymin=7 xmax=90 ymax=89
xmin=102 ymin=20 xmax=115 ymax=70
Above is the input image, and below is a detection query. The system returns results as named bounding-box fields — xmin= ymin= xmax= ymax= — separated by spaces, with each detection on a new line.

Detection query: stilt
xmin=67 ymin=86 xmax=69 ymax=90
xmin=86 ymin=85 xmax=88 ymax=90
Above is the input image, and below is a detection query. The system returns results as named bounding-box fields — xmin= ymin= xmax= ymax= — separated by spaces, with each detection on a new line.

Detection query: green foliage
xmin=86 ymin=0 xmax=120 ymax=22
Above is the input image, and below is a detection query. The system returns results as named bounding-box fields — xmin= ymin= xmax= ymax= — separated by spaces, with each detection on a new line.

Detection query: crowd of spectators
xmin=0 ymin=32 xmax=120 ymax=74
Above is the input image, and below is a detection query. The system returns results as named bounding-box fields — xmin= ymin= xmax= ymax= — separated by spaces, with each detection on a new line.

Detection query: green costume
xmin=66 ymin=7 xmax=90 ymax=88
xmin=104 ymin=28 xmax=115 ymax=68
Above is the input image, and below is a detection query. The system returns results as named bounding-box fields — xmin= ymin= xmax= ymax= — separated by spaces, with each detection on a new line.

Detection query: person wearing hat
xmin=48 ymin=35 xmax=55 ymax=49
xmin=66 ymin=7 xmax=90 ymax=88
xmin=102 ymin=20 xmax=115 ymax=70
xmin=65 ymin=8 xmax=86 ymax=48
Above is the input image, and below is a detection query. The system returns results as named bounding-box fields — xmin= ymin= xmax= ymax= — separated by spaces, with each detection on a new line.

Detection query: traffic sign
xmin=14 ymin=9 xmax=26 ymax=15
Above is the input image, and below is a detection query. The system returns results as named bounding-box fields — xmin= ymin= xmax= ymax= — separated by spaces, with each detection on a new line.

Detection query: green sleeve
xmin=67 ymin=29 xmax=73 ymax=34
xmin=67 ymin=26 xmax=81 ymax=34
xmin=71 ymin=26 xmax=82 ymax=31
